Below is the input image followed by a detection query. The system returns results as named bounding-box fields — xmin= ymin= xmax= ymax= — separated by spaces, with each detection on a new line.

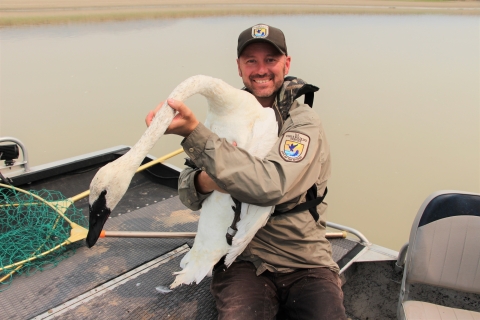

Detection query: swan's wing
xmin=224 ymin=204 xmax=274 ymax=267
xmin=245 ymin=109 xmax=278 ymax=158
xmin=222 ymin=108 xmax=276 ymax=266
xmin=170 ymin=192 xmax=233 ymax=288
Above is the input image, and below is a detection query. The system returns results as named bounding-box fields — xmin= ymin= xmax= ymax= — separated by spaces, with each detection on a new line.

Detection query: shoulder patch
xmin=279 ymin=132 xmax=310 ymax=162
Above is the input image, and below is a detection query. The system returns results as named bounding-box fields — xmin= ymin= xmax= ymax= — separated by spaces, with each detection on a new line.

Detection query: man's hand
xmin=195 ymin=171 xmax=227 ymax=194
xmin=146 ymin=101 xmax=236 ymax=195
xmin=145 ymin=103 xmax=161 ymax=127
xmin=145 ymin=99 xmax=199 ymax=138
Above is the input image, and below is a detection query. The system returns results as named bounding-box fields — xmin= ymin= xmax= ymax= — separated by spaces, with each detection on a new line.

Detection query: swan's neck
xmin=124 ymin=104 xmax=175 ymax=171
xmin=121 ymin=75 xmax=234 ymax=171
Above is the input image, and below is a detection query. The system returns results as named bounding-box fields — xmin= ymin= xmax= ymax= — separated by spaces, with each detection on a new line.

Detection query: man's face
xmin=237 ymin=42 xmax=291 ymax=104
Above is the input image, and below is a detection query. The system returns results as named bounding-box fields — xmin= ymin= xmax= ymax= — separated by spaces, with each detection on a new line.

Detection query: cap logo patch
xmin=279 ymin=132 xmax=310 ymax=162
xmin=252 ymin=25 xmax=269 ymax=38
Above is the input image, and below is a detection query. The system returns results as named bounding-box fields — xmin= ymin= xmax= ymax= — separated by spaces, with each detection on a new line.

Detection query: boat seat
xmin=402 ymin=301 xmax=480 ymax=320
xmin=398 ymin=190 xmax=480 ymax=320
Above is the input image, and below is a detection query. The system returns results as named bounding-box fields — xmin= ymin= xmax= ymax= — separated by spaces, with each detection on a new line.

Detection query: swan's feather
xmin=170 ymin=192 xmax=233 ymax=288
xmin=224 ymin=204 xmax=273 ymax=267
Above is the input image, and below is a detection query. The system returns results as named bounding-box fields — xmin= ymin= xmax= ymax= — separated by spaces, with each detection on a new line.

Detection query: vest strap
xmin=293 ymin=83 xmax=318 ymax=108
xmin=272 ymin=186 xmax=328 ymax=222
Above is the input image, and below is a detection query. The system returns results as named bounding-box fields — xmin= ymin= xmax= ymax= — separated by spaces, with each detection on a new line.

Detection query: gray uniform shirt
xmin=179 ymin=98 xmax=339 ymax=275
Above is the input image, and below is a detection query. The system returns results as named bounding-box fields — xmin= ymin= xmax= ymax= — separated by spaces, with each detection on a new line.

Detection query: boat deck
xmin=3 ymin=144 xmax=480 ymax=319
xmin=0 ymin=147 xmax=364 ymax=319
xmin=1 ymin=193 xmax=361 ymax=319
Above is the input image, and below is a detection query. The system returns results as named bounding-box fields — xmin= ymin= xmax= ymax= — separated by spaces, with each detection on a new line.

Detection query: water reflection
xmin=1 ymin=15 xmax=478 ymax=250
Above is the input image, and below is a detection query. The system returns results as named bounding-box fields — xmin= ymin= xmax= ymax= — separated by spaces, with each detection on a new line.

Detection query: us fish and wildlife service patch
xmin=252 ymin=25 xmax=268 ymax=38
xmin=279 ymin=132 xmax=310 ymax=162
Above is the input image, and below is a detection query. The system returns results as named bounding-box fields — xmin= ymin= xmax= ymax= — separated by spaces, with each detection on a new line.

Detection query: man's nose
xmin=255 ymin=61 xmax=268 ymax=75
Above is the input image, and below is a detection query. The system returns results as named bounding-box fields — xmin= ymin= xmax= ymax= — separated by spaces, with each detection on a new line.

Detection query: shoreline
xmin=1 ymin=1 xmax=478 ymax=27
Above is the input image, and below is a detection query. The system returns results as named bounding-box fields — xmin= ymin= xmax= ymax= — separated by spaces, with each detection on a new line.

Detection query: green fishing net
xmin=0 ymin=185 xmax=88 ymax=291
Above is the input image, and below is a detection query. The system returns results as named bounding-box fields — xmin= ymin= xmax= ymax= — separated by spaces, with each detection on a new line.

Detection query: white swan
xmin=86 ymin=75 xmax=278 ymax=288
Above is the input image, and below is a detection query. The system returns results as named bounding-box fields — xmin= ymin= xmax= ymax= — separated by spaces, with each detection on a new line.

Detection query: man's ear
xmin=284 ymin=55 xmax=291 ymax=75
xmin=236 ymin=58 xmax=242 ymax=77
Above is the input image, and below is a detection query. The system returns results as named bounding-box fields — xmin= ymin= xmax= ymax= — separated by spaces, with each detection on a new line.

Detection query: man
xmin=146 ymin=23 xmax=346 ymax=320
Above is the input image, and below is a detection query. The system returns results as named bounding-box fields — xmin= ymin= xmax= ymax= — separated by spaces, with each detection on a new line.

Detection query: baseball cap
xmin=237 ymin=24 xmax=287 ymax=57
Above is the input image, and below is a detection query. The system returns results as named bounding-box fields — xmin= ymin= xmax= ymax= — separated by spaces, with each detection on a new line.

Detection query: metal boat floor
xmin=38 ymin=245 xmax=217 ymax=320
xmin=1 ymin=196 xmax=197 ymax=320
xmin=0 ymin=196 xmax=361 ymax=320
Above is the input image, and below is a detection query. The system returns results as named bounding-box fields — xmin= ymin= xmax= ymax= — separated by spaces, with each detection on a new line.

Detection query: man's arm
xmin=146 ymin=99 xmax=328 ymax=207
xmin=178 ymin=168 xmax=211 ymax=210
xmin=182 ymin=104 xmax=328 ymax=207
xmin=178 ymin=167 xmax=230 ymax=211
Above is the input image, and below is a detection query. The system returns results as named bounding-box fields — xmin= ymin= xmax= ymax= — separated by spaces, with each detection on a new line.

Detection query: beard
xmin=244 ymin=65 xmax=286 ymax=99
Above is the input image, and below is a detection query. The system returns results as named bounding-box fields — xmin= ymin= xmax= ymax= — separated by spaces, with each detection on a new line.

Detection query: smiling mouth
xmin=253 ymin=79 xmax=271 ymax=84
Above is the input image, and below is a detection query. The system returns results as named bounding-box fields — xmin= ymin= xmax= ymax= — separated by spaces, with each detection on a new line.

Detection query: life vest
xmin=270 ymin=76 xmax=327 ymax=222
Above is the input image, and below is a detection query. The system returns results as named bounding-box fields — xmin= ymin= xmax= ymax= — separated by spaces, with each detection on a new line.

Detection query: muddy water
xmin=1 ymin=15 xmax=478 ymax=250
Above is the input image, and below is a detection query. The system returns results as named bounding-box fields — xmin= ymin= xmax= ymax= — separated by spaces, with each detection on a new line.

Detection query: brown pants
xmin=210 ymin=261 xmax=347 ymax=320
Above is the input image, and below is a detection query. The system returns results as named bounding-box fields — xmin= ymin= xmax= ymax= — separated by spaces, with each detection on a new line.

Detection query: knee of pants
xmin=210 ymin=262 xmax=279 ymax=320
xmin=283 ymin=274 xmax=346 ymax=320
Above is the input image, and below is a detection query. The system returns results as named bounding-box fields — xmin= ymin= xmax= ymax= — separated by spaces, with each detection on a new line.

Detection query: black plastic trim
xmin=10 ymin=148 xmax=130 ymax=186
xmin=336 ymin=243 xmax=365 ymax=271
xmin=419 ymin=193 xmax=480 ymax=227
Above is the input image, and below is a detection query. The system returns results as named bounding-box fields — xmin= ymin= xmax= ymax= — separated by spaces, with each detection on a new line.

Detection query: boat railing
xmin=0 ymin=137 xmax=30 ymax=177
xmin=327 ymin=221 xmax=371 ymax=245
xmin=394 ymin=242 xmax=409 ymax=272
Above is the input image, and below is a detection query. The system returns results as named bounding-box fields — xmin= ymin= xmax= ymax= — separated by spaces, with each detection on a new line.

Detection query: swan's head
xmin=86 ymin=160 xmax=133 ymax=247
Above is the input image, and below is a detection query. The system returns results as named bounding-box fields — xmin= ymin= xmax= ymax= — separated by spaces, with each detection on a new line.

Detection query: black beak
xmin=86 ymin=190 xmax=111 ymax=248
